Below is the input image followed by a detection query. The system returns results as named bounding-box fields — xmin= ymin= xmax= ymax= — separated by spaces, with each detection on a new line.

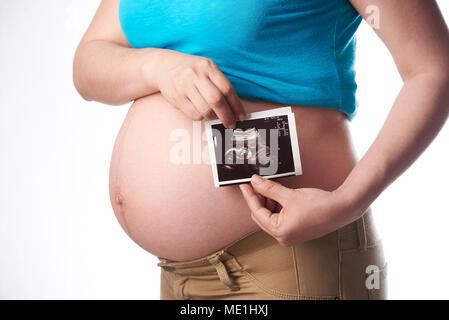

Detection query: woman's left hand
xmin=239 ymin=174 xmax=360 ymax=247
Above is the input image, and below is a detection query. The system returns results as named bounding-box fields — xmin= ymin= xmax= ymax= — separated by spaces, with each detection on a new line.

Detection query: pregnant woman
xmin=73 ymin=0 xmax=449 ymax=299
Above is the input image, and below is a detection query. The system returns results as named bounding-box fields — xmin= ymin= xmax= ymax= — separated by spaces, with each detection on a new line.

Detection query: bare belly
xmin=109 ymin=92 xmax=359 ymax=261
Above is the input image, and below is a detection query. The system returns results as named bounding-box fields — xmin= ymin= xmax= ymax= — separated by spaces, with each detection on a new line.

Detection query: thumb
xmin=250 ymin=174 xmax=292 ymax=204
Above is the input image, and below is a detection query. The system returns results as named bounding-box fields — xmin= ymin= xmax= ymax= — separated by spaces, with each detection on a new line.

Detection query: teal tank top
xmin=119 ymin=0 xmax=362 ymax=120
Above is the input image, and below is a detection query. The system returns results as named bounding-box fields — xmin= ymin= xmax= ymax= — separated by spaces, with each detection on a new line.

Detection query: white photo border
xmin=205 ymin=106 xmax=302 ymax=187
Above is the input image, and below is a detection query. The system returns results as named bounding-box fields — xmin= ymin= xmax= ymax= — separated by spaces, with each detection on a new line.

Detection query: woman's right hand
xmin=151 ymin=50 xmax=246 ymax=129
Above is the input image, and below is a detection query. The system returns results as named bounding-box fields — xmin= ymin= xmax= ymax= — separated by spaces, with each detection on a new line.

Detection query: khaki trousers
xmin=157 ymin=208 xmax=387 ymax=300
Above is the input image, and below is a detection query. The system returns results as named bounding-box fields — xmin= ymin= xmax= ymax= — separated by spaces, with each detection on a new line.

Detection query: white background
xmin=0 ymin=0 xmax=448 ymax=299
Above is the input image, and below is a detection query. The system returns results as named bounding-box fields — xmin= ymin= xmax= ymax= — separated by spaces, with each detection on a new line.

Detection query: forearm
xmin=337 ymin=71 xmax=449 ymax=217
xmin=73 ymin=40 xmax=165 ymax=105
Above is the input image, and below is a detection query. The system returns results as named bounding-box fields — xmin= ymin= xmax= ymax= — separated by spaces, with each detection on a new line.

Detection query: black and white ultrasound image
xmin=211 ymin=115 xmax=295 ymax=183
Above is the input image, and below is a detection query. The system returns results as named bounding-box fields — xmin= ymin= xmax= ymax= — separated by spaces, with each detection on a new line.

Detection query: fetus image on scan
xmin=223 ymin=127 xmax=271 ymax=171
xmin=211 ymin=114 xmax=295 ymax=184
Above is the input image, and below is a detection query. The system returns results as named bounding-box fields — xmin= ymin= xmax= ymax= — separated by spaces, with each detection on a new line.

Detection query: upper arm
xmin=79 ymin=0 xmax=131 ymax=47
xmin=349 ymin=0 xmax=449 ymax=80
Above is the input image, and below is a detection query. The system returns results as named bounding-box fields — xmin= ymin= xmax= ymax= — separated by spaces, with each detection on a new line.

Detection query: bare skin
xmin=73 ymin=1 xmax=244 ymax=129
xmin=74 ymin=0 xmax=449 ymax=260
xmin=241 ymin=0 xmax=449 ymax=246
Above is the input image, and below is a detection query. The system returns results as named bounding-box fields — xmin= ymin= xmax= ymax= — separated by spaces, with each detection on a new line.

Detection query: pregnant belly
xmin=109 ymin=92 xmax=358 ymax=261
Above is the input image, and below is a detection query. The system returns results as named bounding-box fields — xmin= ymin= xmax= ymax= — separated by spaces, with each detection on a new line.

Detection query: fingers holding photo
xmin=239 ymin=181 xmax=283 ymax=237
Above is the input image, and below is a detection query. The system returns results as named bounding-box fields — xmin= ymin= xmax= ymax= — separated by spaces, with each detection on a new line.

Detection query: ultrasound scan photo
xmin=205 ymin=107 xmax=302 ymax=187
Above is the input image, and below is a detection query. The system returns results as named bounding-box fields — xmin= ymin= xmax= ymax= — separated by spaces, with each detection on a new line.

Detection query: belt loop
xmin=357 ymin=213 xmax=368 ymax=251
xmin=207 ymin=252 xmax=240 ymax=291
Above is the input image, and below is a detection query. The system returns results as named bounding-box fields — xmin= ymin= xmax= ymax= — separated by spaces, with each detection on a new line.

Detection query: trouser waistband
xmin=157 ymin=208 xmax=377 ymax=290
xmin=158 ymin=249 xmax=243 ymax=291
